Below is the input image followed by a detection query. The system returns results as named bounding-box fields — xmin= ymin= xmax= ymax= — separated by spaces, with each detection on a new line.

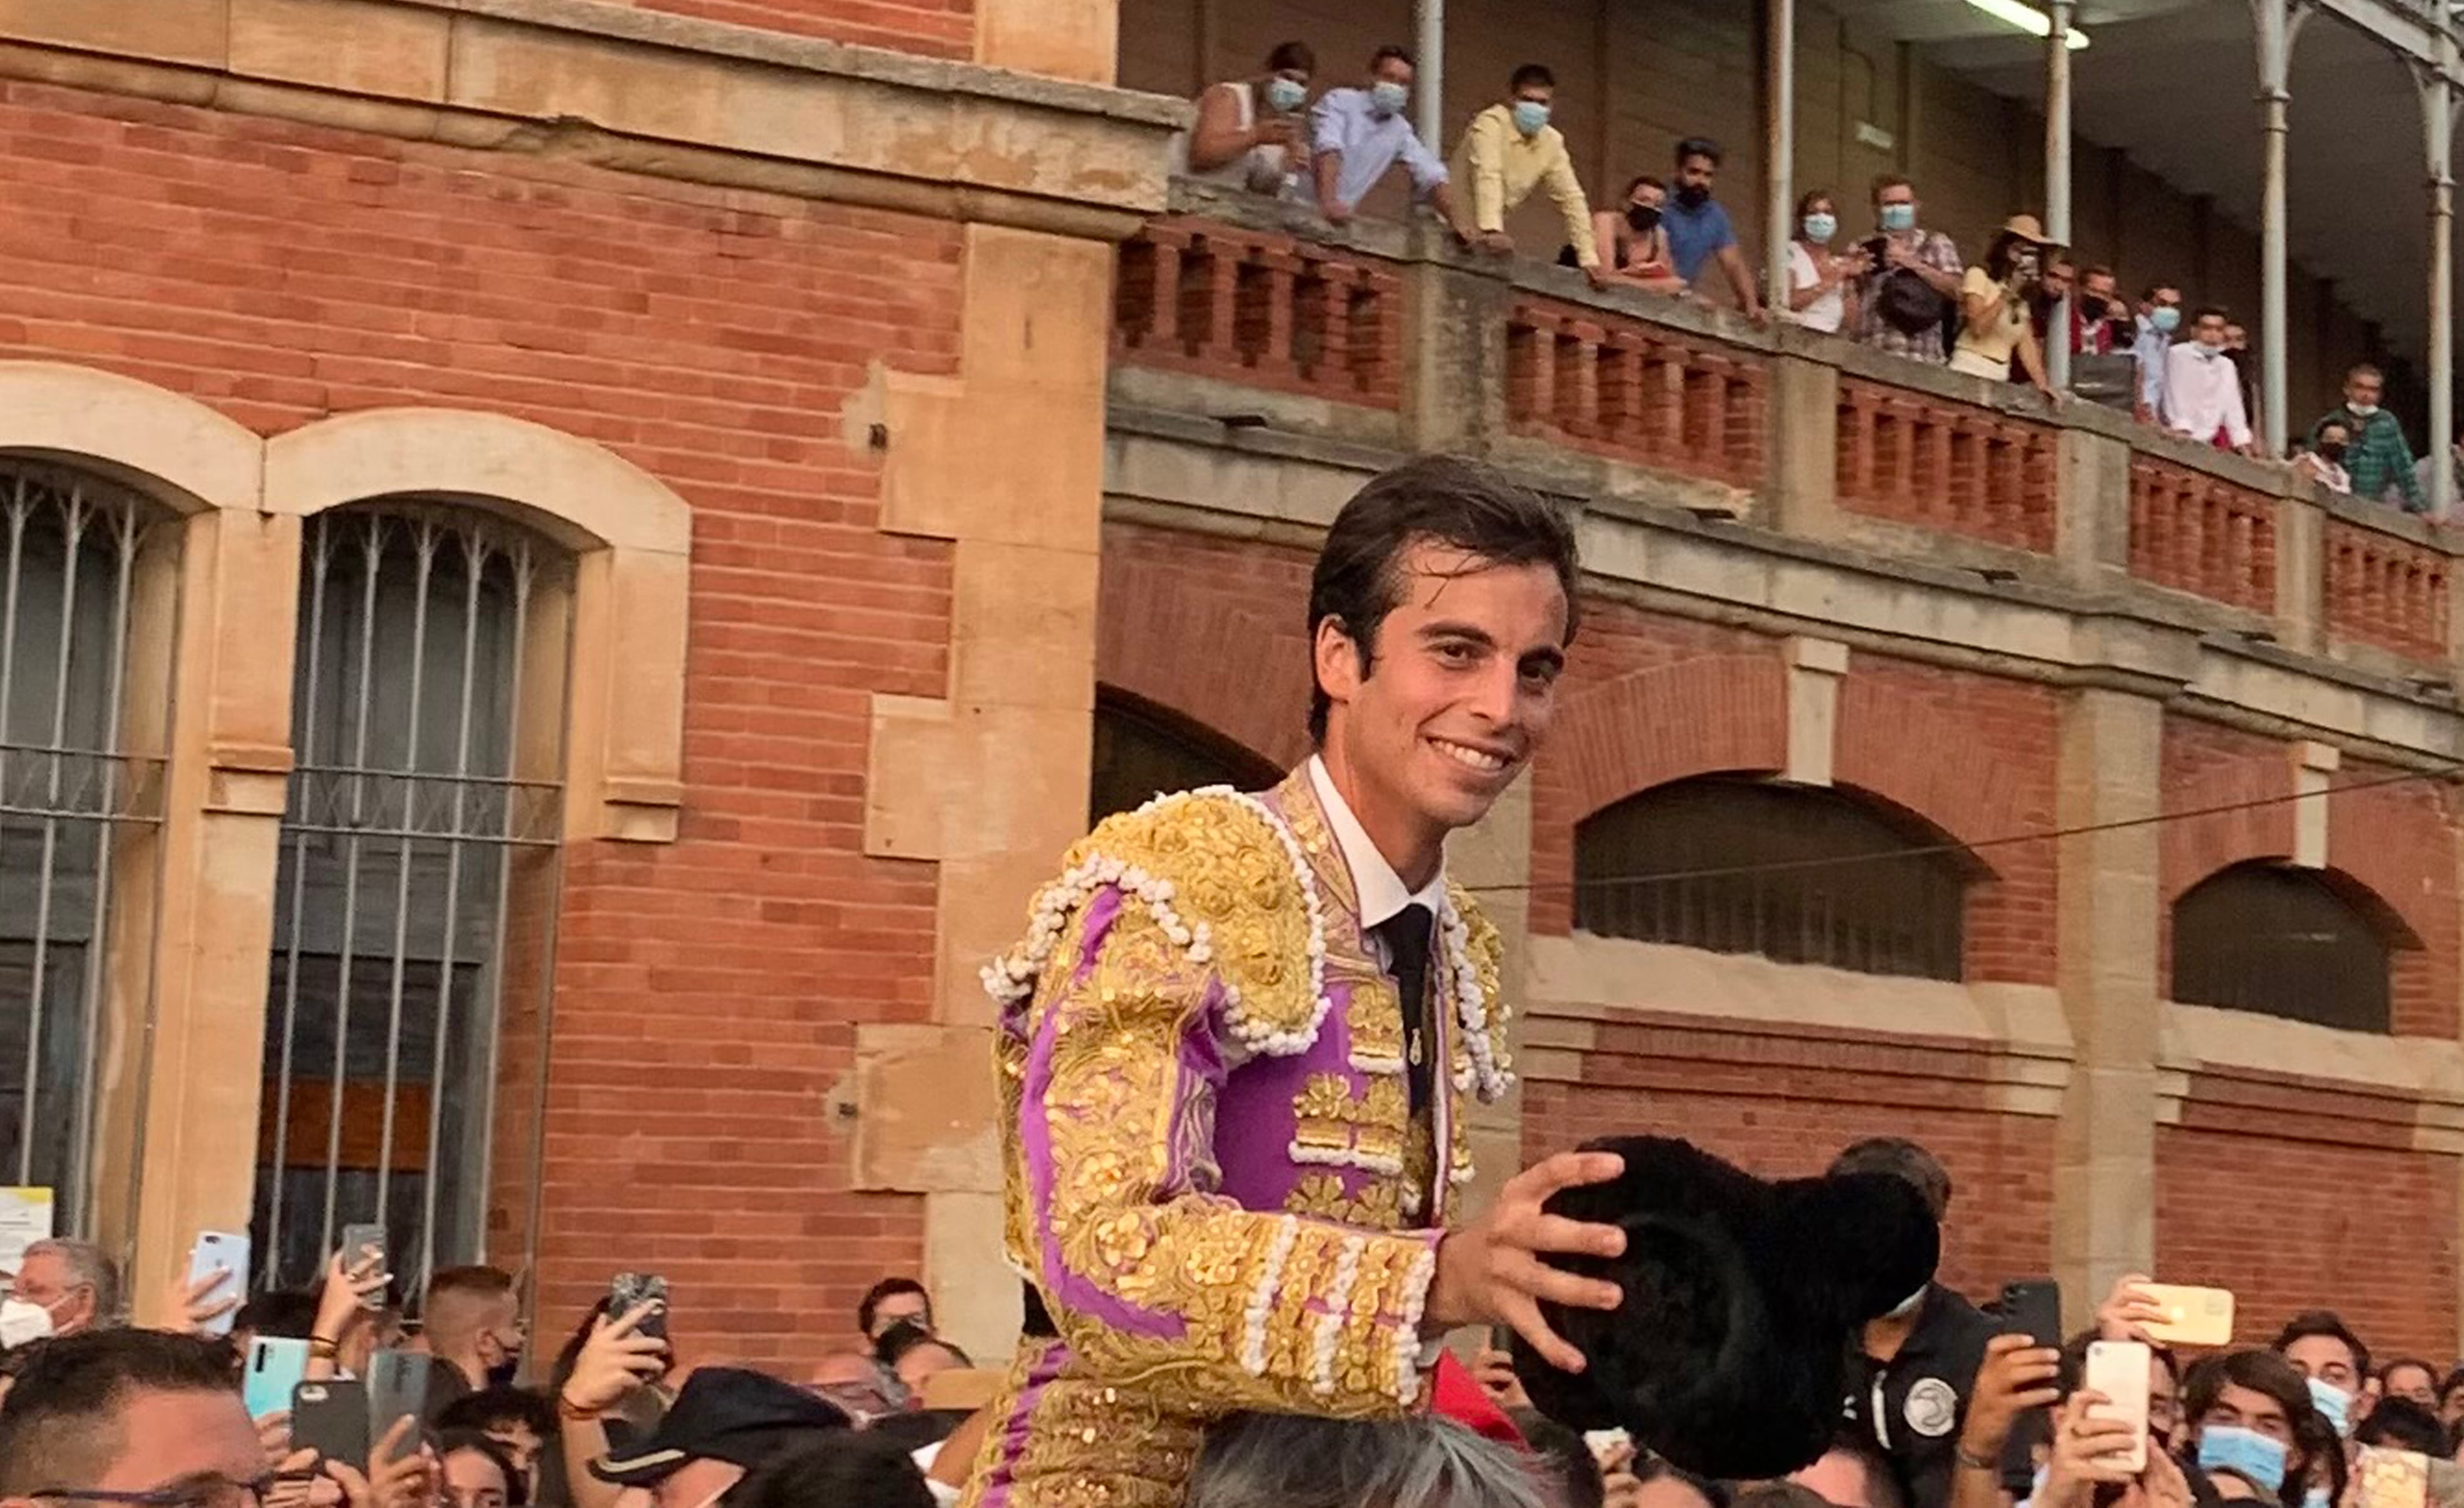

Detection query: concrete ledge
xmin=2157 ymin=1001 xmax=2464 ymax=1152
xmin=0 ymin=0 xmax=1189 ymax=233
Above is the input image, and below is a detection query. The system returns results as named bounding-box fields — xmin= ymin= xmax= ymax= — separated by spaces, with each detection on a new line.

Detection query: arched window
xmin=1088 ymin=691 xmax=1280 ymax=824
xmin=254 ymin=503 xmax=567 ymax=1292
xmin=2172 ymin=861 xmax=2396 ymax=1032
xmin=0 ymin=463 xmax=176 ymax=1230
xmin=1574 ymin=775 xmax=1974 ymax=981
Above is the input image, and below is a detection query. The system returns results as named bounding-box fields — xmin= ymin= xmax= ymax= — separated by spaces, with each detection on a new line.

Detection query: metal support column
xmin=2253 ymin=0 xmax=2309 ymax=453
xmin=1766 ymin=0 xmax=1797 ymax=319
xmin=1414 ymin=0 xmax=1444 ymax=151
xmin=2423 ymin=40 xmax=2457 ymax=518
xmin=2046 ymin=0 xmax=2075 ymax=390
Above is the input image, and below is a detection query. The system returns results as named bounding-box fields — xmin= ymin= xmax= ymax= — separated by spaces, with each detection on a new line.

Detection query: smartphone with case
xmin=185 ymin=1231 xmax=249 ymax=1338
xmin=293 ymin=1378 xmax=370 ymax=1467
xmin=244 ymin=1336 xmax=310 ymax=1422
xmin=1999 ymin=1279 xmax=2063 ymax=1347
xmin=337 ymin=1223 xmax=388 ymax=1310
xmin=2138 ymin=1283 xmax=2235 ymax=1348
xmin=2361 ymin=1448 xmax=2433 ymax=1508
xmin=610 ymin=1271 xmax=670 ymax=1345
xmin=365 ymin=1349 xmax=432 ymax=1437
xmin=2085 ymin=1340 xmax=2152 ymax=1474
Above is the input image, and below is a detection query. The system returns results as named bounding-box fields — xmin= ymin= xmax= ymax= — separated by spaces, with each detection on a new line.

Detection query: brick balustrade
xmin=1503 ymin=299 xmax=1766 ymax=489
xmin=2128 ymin=456 xmax=2277 ymax=613
xmin=1833 ymin=377 xmax=2059 ymax=553
xmin=2326 ymin=518 xmax=2451 ymax=662
xmin=1112 ymin=217 xmax=1402 ymax=409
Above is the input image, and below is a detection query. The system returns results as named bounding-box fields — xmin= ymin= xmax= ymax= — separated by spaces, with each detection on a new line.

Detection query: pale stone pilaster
xmin=2050 ymin=688 xmax=2163 ymax=1306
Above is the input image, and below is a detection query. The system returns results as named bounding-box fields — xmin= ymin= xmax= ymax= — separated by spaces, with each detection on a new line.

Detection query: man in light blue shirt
xmin=1311 ymin=44 xmax=1460 ymax=226
xmin=2132 ymin=281 xmax=2182 ymax=425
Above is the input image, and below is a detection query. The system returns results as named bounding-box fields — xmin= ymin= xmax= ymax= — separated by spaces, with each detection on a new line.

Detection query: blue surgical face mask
xmin=2152 ymin=306 xmax=2182 ymax=334
xmin=2306 ymin=1377 xmax=2352 ymax=1437
xmin=2197 ymin=1426 xmax=2289 ymax=1496
xmin=1879 ymin=203 xmax=1916 ymax=233
xmin=1803 ymin=212 xmax=1838 ymax=244
xmin=1370 ymin=80 xmax=1409 ymax=116
xmin=1263 ymin=76 xmax=1307 ymax=113
xmin=1511 ymin=100 xmax=1551 ymax=136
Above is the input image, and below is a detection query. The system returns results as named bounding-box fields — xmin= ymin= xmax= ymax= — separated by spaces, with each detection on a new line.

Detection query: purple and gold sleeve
xmin=1012 ymin=883 xmax=1441 ymax=1416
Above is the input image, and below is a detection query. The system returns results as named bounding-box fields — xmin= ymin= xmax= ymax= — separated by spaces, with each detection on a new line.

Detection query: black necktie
xmin=1375 ymin=903 xmax=1436 ymax=1116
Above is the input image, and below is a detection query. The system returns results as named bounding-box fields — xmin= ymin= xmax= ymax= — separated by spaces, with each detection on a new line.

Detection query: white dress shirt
xmin=1307 ymin=754 xmax=1446 ymax=970
xmin=2165 ymin=342 xmax=2252 ymax=448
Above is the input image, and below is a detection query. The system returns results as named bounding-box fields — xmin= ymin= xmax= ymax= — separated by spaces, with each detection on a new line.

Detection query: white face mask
xmin=1 ymin=1296 xmax=55 ymax=1348
xmin=2349 ymin=401 xmax=2380 ymax=418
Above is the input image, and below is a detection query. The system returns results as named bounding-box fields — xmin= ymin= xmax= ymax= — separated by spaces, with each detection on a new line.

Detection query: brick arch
xmin=1553 ymin=653 xmax=1789 ymax=820
xmin=2328 ymin=778 xmax=2456 ymax=966
xmin=2159 ymin=751 xmax=2296 ymax=906
xmin=1834 ymin=677 xmax=2038 ymax=869
xmin=1097 ymin=548 xmax=1313 ymax=772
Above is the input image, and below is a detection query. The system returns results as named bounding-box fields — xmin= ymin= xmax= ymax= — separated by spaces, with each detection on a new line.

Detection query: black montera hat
xmin=1512 ymin=1136 xmax=1940 ymax=1481
xmin=591 ymin=1367 xmax=851 ymax=1485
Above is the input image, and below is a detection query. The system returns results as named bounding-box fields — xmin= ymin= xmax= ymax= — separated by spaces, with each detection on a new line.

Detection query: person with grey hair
xmin=1189 ymin=1410 xmax=1552 ymax=1508
xmin=9 ymin=1238 xmax=121 ymax=1338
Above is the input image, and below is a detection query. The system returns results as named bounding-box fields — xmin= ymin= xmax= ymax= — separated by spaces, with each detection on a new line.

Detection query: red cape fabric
xmin=1430 ymin=1350 xmax=1527 ymax=1449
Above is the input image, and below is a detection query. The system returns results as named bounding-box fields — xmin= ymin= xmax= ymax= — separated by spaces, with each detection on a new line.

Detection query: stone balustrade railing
xmin=1109 ymin=181 xmax=2462 ymax=677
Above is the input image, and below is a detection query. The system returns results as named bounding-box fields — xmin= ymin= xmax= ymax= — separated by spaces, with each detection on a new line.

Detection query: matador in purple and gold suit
xmin=957 ymin=756 xmax=1515 ymax=1508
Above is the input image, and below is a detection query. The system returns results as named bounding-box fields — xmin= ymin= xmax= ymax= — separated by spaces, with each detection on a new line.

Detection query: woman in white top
xmin=1784 ymin=188 xmax=1866 ymax=334
xmin=1182 ymin=42 xmax=1316 ymax=195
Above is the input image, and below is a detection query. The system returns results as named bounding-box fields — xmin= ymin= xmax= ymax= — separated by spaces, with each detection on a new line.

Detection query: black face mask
xmin=1626 ymin=204 xmax=1661 ymax=234
xmin=1675 ymin=183 xmax=1711 ymax=209
xmin=2319 ymin=443 xmax=2349 ymax=463
xmin=2078 ymin=294 xmax=2110 ymax=322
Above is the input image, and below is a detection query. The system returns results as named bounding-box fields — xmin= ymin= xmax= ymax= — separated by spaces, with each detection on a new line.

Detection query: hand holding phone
xmin=610 ymin=1273 xmax=670 ymax=1345
xmin=1999 ymin=1280 xmax=2063 ymax=1348
xmin=291 ymin=1379 xmax=370 ymax=1467
xmin=2084 ymin=1340 xmax=2153 ymax=1474
xmin=2360 ymin=1447 xmax=2433 ymax=1508
xmin=337 ymin=1226 xmax=388 ymax=1313
xmin=245 ymin=1338 xmax=311 ymax=1422
xmin=183 ymin=1232 xmax=249 ymax=1338
xmin=2137 ymin=1284 xmax=2235 ymax=1348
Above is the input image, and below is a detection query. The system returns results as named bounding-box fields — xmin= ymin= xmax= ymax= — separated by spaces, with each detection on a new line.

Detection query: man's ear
xmin=1313 ymin=617 xmax=1365 ymax=707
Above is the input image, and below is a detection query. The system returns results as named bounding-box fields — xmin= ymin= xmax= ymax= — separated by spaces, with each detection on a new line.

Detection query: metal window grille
xmin=0 ymin=466 xmax=172 ymax=1234
xmin=254 ymin=504 xmax=567 ymax=1294
xmin=2172 ymin=861 xmax=2393 ymax=1032
xmin=1087 ymin=691 xmax=1281 ymax=825
xmin=1574 ymin=775 xmax=1973 ymax=982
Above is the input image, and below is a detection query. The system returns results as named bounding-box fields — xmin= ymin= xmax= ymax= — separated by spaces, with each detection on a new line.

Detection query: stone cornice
xmin=0 ymin=0 xmax=1189 ymax=237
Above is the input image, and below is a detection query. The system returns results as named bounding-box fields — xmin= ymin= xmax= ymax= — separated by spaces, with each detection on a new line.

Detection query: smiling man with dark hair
xmin=966 ymin=454 xmax=1627 ymax=1508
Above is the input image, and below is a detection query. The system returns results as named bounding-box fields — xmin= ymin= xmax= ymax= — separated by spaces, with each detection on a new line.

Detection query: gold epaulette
xmin=981 ymin=787 xmax=1336 ymax=1058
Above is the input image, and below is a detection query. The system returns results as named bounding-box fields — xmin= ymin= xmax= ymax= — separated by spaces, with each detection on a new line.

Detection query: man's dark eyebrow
xmin=1417 ymin=620 xmax=1497 ymax=647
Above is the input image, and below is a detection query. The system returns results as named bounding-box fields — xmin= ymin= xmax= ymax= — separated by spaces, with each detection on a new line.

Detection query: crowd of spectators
xmin=16 ymin=1135 xmax=2464 ymax=1508
xmin=1176 ymin=43 xmax=2450 ymax=518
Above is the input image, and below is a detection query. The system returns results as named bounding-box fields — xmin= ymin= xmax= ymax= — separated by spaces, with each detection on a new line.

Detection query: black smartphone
xmin=292 ymin=1378 xmax=370 ymax=1467
xmin=364 ymin=1350 xmax=432 ymax=1437
xmin=2000 ymin=1278 xmax=2063 ymax=1346
xmin=611 ymin=1271 xmax=670 ymax=1344
xmin=337 ymin=1223 xmax=388 ymax=1311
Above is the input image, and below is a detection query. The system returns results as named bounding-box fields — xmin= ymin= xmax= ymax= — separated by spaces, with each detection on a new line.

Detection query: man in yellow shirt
xmin=1449 ymin=64 xmax=1608 ymax=289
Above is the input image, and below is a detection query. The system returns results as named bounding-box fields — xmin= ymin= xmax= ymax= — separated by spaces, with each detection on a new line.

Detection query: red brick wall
xmin=1834 ymin=655 xmax=2060 ymax=986
xmin=623 ymin=0 xmax=971 ymax=59
xmin=2331 ymin=761 xmax=2461 ymax=1040
xmin=2156 ymin=1110 xmax=2458 ymax=1358
xmin=0 ymin=78 xmax=965 ymax=1365
xmin=1096 ymin=521 xmax=1314 ymax=768
xmin=1521 ymin=1017 xmax=2055 ymax=1301
xmin=1527 ymin=608 xmax=1787 ymax=936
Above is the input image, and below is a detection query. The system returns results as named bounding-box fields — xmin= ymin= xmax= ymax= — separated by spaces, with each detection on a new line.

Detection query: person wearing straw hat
xmin=1951 ymin=213 xmax=2059 ymax=392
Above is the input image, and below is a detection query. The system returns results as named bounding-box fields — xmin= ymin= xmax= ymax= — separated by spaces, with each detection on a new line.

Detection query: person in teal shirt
xmin=2311 ymin=362 xmax=2426 ymax=513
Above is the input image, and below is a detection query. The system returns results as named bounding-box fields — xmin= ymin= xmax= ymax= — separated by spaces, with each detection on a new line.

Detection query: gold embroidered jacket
xmin=958 ymin=768 xmax=1514 ymax=1508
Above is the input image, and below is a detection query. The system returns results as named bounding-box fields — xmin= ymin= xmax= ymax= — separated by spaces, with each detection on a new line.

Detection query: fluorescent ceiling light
xmin=1963 ymin=0 xmax=2092 ymax=48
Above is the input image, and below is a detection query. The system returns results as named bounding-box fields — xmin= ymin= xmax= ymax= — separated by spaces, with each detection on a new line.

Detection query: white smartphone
xmin=2085 ymin=1339 xmax=2152 ymax=1474
xmin=186 ymin=1231 xmax=249 ymax=1337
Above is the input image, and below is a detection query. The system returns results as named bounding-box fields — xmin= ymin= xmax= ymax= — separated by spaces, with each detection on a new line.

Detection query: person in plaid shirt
xmin=2311 ymin=363 xmax=2426 ymax=513
xmin=1852 ymin=175 xmax=1964 ymax=365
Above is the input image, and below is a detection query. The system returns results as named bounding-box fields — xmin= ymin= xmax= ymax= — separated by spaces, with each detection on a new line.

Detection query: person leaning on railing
xmin=1562 ymin=175 xmax=1687 ymax=295
xmin=1449 ymin=63 xmax=1608 ymax=290
xmin=1181 ymin=41 xmax=1316 ymax=197
xmin=1308 ymin=44 xmax=1460 ymax=230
